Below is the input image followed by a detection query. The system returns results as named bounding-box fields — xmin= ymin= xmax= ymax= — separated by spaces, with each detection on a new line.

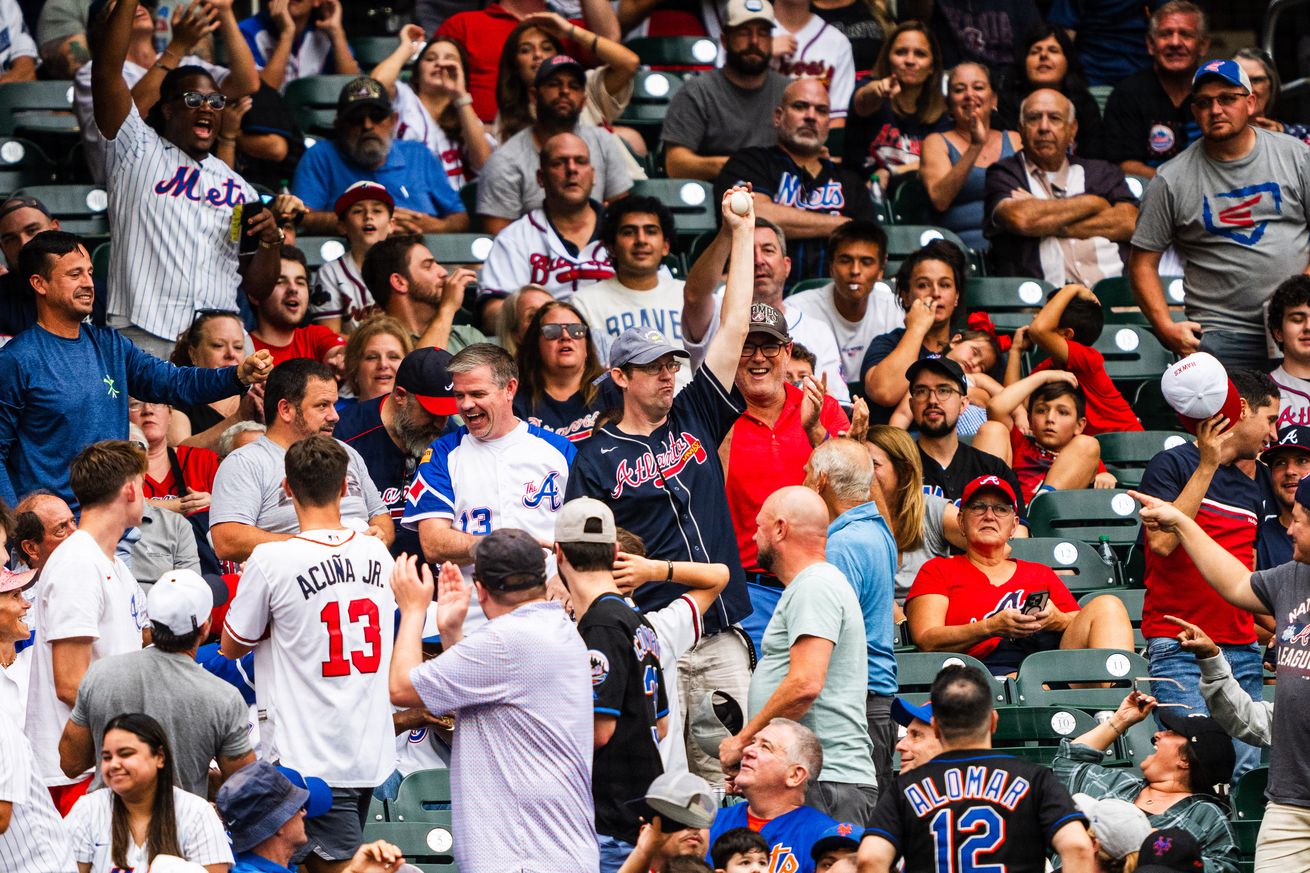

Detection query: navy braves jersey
xmin=579 ymin=593 xmax=668 ymax=844
xmin=707 ymin=802 xmax=837 ymax=873
xmin=565 ymin=367 xmax=750 ymax=633
xmin=512 ymin=377 xmax=624 ymax=444
xmin=865 ymin=749 xmax=1085 ymax=873
xmin=335 ymin=396 xmax=418 ymax=558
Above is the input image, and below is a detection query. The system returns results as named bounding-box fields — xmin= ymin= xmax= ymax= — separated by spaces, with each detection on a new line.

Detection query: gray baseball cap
xmin=555 ymin=497 xmax=616 ymax=545
xmin=608 ymin=327 xmax=691 ymax=369
xmin=689 ymin=690 xmax=744 ymax=758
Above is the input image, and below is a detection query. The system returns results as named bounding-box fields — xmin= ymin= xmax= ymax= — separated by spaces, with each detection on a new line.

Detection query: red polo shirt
xmin=725 ymin=383 xmax=849 ymax=573
xmin=251 ymin=324 xmax=345 ymax=366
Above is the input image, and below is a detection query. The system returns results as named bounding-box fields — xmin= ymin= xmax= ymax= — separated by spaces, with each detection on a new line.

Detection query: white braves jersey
xmin=644 ymin=595 xmax=701 ymax=773
xmin=102 ymin=104 xmax=258 ymax=342
xmin=392 ymin=80 xmax=496 ymax=191
xmin=479 ymin=208 xmax=615 ymax=299
xmin=311 ymin=253 xmax=376 ymax=333
xmin=771 ymin=16 xmax=855 ymax=121
xmin=785 ymin=281 xmax=904 ymax=385
xmin=223 ymin=530 xmax=397 ymax=787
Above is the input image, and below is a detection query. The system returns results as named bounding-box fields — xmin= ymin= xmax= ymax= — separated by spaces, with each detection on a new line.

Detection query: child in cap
xmin=310 ymin=181 xmax=396 ymax=335
xmin=710 ymin=827 xmax=770 ymax=873
xmin=811 ymin=823 xmax=859 ymax=871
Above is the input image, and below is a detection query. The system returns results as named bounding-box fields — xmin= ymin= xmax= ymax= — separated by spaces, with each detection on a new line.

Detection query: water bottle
xmin=153 ymin=5 xmax=172 ymax=55
xmin=1096 ymin=535 xmax=1115 ymax=566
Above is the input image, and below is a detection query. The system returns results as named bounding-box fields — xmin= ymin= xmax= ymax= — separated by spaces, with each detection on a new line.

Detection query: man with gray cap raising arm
xmin=389 ymin=529 xmax=597 ymax=873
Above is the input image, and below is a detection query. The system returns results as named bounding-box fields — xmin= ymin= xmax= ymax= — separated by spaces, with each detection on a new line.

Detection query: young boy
xmin=1022 ymin=283 xmax=1142 ymax=434
xmin=311 ymin=181 xmax=395 ymax=335
xmin=710 ymin=827 xmax=770 ymax=873
xmin=1268 ymin=274 xmax=1310 ymax=427
xmin=974 ymin=370 xmax=1107 ymax=502
xmin=785 ymin=342 xmax=817 ymax=388
xmin=811 ymin=823 xmax=860 ymax=872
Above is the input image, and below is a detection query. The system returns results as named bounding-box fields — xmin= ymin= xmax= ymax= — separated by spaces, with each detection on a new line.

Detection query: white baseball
xmin=730 ymin=190 xmax=751 ymax=216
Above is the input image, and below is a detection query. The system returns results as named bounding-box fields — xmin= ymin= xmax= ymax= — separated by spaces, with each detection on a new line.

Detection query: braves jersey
xmin=479 ymin=207 xmax=615 ymax=299
xmin=707 ymin=802 xmax=836 ymax=873
xmin=335 ymin=395 xmax=427 ymax=558
xmin=311 ymin=254 xmax=376 ymax=333
xmin=565 ymin=367 xmax=751 ymax=633
xmin=770 ymin=16 xmax=855 ymax=120
xmin=865 ymin=749 xmax=1085 ymax=873
xmin=223 ymin=529 xmax=396 ymax=787
xmin=392 ymin=80 xmax=495 ymax=190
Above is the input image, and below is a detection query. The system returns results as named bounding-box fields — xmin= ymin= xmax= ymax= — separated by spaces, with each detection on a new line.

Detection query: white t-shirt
xmin=0 ymin=0 xmax=36 ymax=73
xmin=395 ymin=719 xmax=452 ymax=776
xmin=311 ymin=253 xmax=376 ymax=333
xmin=25 ymin=531 xmax=147 ymax=785
xmin=223 ymin=529 xmax=397 ymax=787
xmin=67 ymin=787 xmax=233 ymax=873
xmin=392 ymin=80 xmax=497 ymax=191
xmin=785 ymin=281 xmax=904 ymax=386
xmin=771 ymin=16 xmax=855 ymax=121
xmin=479 ymin=208 xmax=616 ymax=299
xmin=570 ymin=275 xmax=692 ymax=388
xmin=1273 ymin=364 xmax=1310 ymax=428
xmin=643 ymin=594 xmax=701 ymax=773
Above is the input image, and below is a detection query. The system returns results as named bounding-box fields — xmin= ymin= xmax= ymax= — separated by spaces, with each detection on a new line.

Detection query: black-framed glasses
xmin=910 ymin=385 xmax=960 ymax=401
xmin=740 ymin=342 xmax=784 ymax=358
xmin=181 ymin=91 xmax=227 ymax=110
xmin=541 ymin=322 xmax=587 ymax=341
xmin=963 ymin=502 xmax=1014 ymax=518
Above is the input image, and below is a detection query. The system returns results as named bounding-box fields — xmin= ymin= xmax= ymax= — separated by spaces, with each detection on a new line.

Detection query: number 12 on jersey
xmin=929 ymin=806 xmax=1004 ymax=873
xmin=320 ymin=598 xmax=382 ymax=677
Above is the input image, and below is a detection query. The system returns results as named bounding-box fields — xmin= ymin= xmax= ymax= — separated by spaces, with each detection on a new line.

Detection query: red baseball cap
xmin=961 ymin=474 xmax=1017 ymax=506
xmin=333 ymin=181 xmax=395 ymax=218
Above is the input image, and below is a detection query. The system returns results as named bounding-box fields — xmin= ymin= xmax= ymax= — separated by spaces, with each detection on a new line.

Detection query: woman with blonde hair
xmin=1074 ymin=794 xmax=1149 ymax=873
xmin=339 ymin=315 xmax=414 ymax=410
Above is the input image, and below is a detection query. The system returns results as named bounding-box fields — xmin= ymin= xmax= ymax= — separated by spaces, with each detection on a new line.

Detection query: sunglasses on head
xmin=541 ymin=323 xmax=587 ymax=340
xmin=181 ymin=91 xmax=227 ymax=110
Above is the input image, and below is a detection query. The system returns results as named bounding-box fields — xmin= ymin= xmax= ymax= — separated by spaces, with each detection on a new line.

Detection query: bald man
xmin=719 ymin=485 xmax=878 ymax=823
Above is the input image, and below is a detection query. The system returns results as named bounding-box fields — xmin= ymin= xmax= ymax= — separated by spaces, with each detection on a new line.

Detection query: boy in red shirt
xmin=251 ymin=246 xmax=347 ymax=373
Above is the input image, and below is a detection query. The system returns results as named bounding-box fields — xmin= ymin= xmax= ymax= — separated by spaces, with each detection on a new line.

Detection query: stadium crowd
xmin=0 ymin=0 xmax=1309 ymax=872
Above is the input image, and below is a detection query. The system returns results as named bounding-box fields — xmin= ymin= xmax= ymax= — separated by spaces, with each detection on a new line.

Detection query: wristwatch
xmin=259 ymin=227 xmax=286 ymax=249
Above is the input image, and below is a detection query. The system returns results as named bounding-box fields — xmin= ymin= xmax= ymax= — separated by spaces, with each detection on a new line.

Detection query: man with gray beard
xmin=292 ymin=76 xmax=468 ymax=236
xmin=335 ymin=347 xmax=455 ymax=558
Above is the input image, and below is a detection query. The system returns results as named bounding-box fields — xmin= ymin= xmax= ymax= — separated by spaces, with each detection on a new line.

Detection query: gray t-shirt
xmin=748 ymin=561 xmax=876 ymax=785
xmin=1132 ymin=127 xmax=1310 ymax=336
xmin=70 ymin=646 xmax=251 ymax=796
xmin=476 ymin=124 xmax=632 ymax=221
xmin=1250 ymin=559 xmax=1310 ymax=808
xmin=660 ymin=69 xmax=791 ymax=157
xmin=130 ymin=503 xmax=200 ymax=588
xmin=895 ymin=494 xmax=950 ymax=600
xmin=209 ymin=436 xmax=386 ymax=534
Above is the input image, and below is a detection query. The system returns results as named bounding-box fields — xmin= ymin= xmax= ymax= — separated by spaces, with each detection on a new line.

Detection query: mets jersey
xmin=479 ymin=207 xmax=615 ymax=299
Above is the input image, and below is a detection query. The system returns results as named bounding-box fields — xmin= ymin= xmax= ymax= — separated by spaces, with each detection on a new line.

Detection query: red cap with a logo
xmin=961 ymin=475 xmax=1017 ymax=506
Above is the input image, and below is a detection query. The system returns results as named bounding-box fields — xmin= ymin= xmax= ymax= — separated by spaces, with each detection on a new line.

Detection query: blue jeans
xmin=1147 ymin=637 xmax=1264 ymax=781
xmin=597 ymin=835 xmax=635 ymax=873
xmin=1198 ymin=329 xmax=1274 ymax=373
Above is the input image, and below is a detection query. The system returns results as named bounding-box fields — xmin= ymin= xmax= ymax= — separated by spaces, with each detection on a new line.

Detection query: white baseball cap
xmin=1160 ymin=352 xmax=1241 ymax=434
xmin=147 ymin=569 xmax=225 ymax=636
xmin=723 ymin=0 xmax=775 ymax=29
xmin=1073 ymin=794 xmax=1152 ymax=861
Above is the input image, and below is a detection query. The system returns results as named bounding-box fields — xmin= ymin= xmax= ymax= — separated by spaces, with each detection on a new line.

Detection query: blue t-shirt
xmin=1047 ymin=0 xmax=1164 ymax=87
xmin=292 ymin=140 xmax=464 ymax=218
xmin=707 ymin=803 xmax=836 ymax=873
xmin=827 ymin=502 xmax=898 ymax=696
xmin=0 ymin=325 xmax=240 ymax=507
xmin=1257 ymin=515 xmax=1293 ymax=571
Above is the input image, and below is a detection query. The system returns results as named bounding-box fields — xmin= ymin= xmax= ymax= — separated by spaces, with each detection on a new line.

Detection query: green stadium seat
xmin=14 ymin=184 xmax=108 ymax=241
xmin=1005 ymin=537 xmax=1117 ymax=593
xmin=350 ymin=36 xmax=401 ymax=67
xmin=1131 ymin=380 xmax=1187 ymax=432
xmin=284 ymin=75 xmax=356 ymax=138
xmin=883 ymin=224 xmax=970 ymax=262
xmin=1012 ymin=648 xmax=1147 ymax=710
xmin=295 ymin=236 xmax=349 ymax=270
xmin=1078 ymin=588 xmax=1145 ymax=649
xmin=1097 ymin=431 xmax=1192 ymax=489
xmin=992 ymin=705 xmax=1098 ymax=764
xmin=0 ymin=81 xmax=77 ymax=138
xmin=91 ymin=241 xmax=110 ymax=279
xmin=785 ymin=277 xmax=833 ymax=297
xmin=628 ymin=179 xmax=716 ymax=246
xmin=0 ymin=138 xmax=56 ymax=196
xmin=889 ymin=176 xmax=933 ymax=225
xmin=367 ymin=794 xmax=389 ymax=823
xmin=895 ymin=651 xmax=1007 ymax=705
xmin=1093 ymin=274 xmax=1185 ymax=325
xmin=1232 ymin=766 xmax=1268 ymax=821
xmin=1026 ymin=489 xmax=1143 ymax=555
xmin=627 ymin=36 xmax=719 ymax=73
xmin=965 ymin=276 xmax=1055 ymax=334
xmin=423 ymin=233 xmax=496 ymax=266
xmin=458 ymin=180 xmax=477 ymax=216
xmin=393 ymin=768 xmax=453 ymax=822
xmin=1124 ymin=175 xmax=1150 ymax=200
xmin=1090 ymin=325 xmax=1175 ymax=391
xmin=361 ymin=819 xmax=456 ymax=871
xmin=618 ymin=71 xmax=684 ymax=133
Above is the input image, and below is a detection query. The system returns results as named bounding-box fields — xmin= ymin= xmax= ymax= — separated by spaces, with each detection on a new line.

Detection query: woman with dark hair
xmin=67 ymin=713 xmax=232 ymax=873
xmin=845 ymin=21 xmax=951 ymax=188
xmin=371 ymin=26 xmax=494 ymax=190
xmin=1235 ymin=48 xmax=1310 ymax=145
xmin=996 ymin=24 xmax=1103 ymax=156
xmin=168 ymin=311 xmax=262 ymax=451
xmin=513 ymin=300 xmax=620 ymax=443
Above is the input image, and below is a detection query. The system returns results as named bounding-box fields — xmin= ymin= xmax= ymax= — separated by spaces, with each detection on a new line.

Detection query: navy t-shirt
xmin=335 ymin=395 xmax=420 ymax=558
xmin=1257 ymin=515 xmax=1293 ymax=571
xmin=859 ymin=328 xmax=935 ymax=425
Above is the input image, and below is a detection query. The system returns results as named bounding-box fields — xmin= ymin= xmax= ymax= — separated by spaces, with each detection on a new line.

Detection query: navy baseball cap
xmin=535 ymin=54 xmax=586 ymax=88
xmin=891 ymin=697 xmax=932 ymax=727
xmin=396 ymin=347 xmax=457 ymax=416
xmin=905 ymin=357 xmax=968 ymax=395
xmin=216 ymin=761 xmax=326 ymax=853
xmin=608 ymin=327 xmax=690 ymax=369
xmin=1192 ymin=58 xmax=1252 ymax=93
xmin=811 ymin=823 xmax=860 ymax=860
xmin=337 ymin=76 xmax=392 ymax=117
xmin=1136 ymin=827 xmax=1204 ymax=872
xmin=1262 ymin=425 xmax=1310 ymax=460
xmin=472 ymin=528 xmax=545 ymax=591
xmin=1156 ymin=711 xmax=1236 ymax=793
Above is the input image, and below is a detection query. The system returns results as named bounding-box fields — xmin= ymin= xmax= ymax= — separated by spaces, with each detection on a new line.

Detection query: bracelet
xmin=453 ymin=94 xmax=474 ymax=109
xmin=258 ymin=227 xmax=286 ymax=249
xmin=154 ymin=61 xmax=176 ymax=72
xmin=665 ymin=560 xmax=673 ymax=583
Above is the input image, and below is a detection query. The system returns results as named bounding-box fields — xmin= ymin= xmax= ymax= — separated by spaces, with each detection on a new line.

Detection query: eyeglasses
xmin=1192 ymin=93 xmax=1247 ymax=110
xmin=963 ymin=502 xmax=1015 ymax=518
xmin=740 ymin=342 xmax=785 ymax=358
xmin=541 ymin=322 xmax=586 ymax=341
xmin=633 ymin=360 xmax=682 ymax=375
xmin=181 ymin=91 xmax=227 ymax=110
xmin=910 ymin=385 xmax=961 ymax=401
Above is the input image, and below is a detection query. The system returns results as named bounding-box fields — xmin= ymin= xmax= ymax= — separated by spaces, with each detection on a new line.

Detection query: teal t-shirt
xmin=747 ymin=561 xmax=876 ymax=785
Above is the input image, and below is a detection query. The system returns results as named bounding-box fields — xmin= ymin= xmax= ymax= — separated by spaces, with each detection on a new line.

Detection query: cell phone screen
xmin=1021 ymin=591 xmax=1049 ymax=616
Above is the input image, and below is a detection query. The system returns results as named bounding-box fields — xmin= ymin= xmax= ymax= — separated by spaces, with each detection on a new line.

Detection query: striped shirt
xmin=104 ymin=104 xmax=258 ymax=342
xmin=310 ymin=253 xmax=376 ymax=333
xmin=67 ymin=787 xmax=234 ymax=872
xmin=392 ymin=80 xmax=495 ymax=191
xmin=0 ymin=685 xmax=73 ymax=873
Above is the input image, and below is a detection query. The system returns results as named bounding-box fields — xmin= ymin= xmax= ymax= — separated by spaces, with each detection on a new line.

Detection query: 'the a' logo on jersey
xmin=522 ymin=470 xmax=564 ymax=511
xmin=983 ymin=590 xmax=1027 ymax=620
xmin=610 ymin=431 xmax=708 ymax=498
xmin=1202 ymin=181 xmax=1282 ymax=246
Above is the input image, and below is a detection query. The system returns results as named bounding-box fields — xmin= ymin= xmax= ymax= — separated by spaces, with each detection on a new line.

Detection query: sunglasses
xmin=541 ymin=323 xmax=586 ymax=340
xmin=181 ymin=91 xmax=227 ymax=110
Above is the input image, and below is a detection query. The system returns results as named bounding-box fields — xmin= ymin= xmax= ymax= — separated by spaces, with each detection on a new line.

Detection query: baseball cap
xmin=1156 ymin=711 xmax=1236 ymax=793
xmin=723 ymin=0 xmax=775 ymax=28
xmin=961 ymin=474 xmax=1017 ymax=507
xmin=0 ymin=194 xmax=51 ymax=222
xmin=640 ymin=771 xmax=718 ymax=830
xmin=274 ymin=766 xmax=333 ymax=819
xmin=1136 ymin=827 xmax=1205 ymax=872
xmin=1192 ymin=58 xmax=1252 ymax=94
xmin=1072 ymin=794 xmax=1152 ymax=861
xmin=337 ymin=76 xmax=392 ymax=117
xmin=534 ymin=54 xmax=586 ymax=88
xmin=333 ymin=180 xmax=394 ymax=218
xmin=147 ymin=569 xmax=229 ymax=635
xmin=1262 ymin=424 xmax=1310 ymax=460
xmin=690 ymin=690 xmax=744 ymax=758
xmin=0 ymin=567 xmax=35 ymax=594
xmin=472 ymin=528 xmax=546 ymax=591
xmin=747 ymin=302 xmax=790 ymax=343
xmin=608 ymin=327 xmax=691 ymax=369
xmin=905 ymin=357 xmax=968 ymax=395
xmin=555 ymin=497 xmax=616 ymax=545
xmin=811 ymin=823 xmax=860 ymax=860
xmin=1161 ymin=353 xmax=1242 ymax=434
xmin=216 ymin=761 xmax=314 ymax=853
xmin=396 ymin=347 xmax=457 ymax=416
xmin=891 ymin=697 xmax=932 ymax=728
